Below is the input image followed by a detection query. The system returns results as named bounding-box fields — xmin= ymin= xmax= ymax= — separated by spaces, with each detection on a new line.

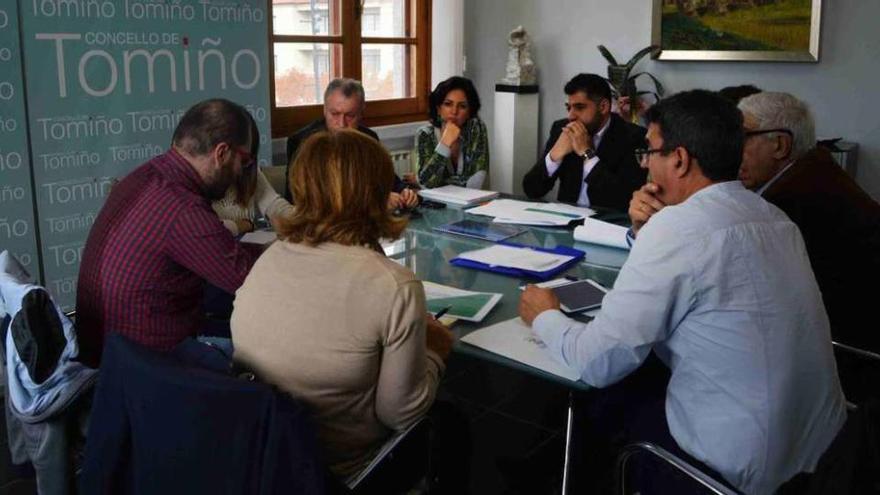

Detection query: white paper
xmin=418 ymin=185 xmax=499 ymax=206
xmin=573 ymin=218 xmax=631 ymax=250
xmin=456 ymin=244 xmax=574 ymax=272
xmin=380 ymin=237 xmax=407 ymax=257
xmin=468 ymin=198 xmax=594 ymax=226
xmin=422 ymin=281 xmax=503 ymax=322
xmin=240 ymin=230 xmax=278 ymax=245
xmin=493 ymin=212 xmax=571 ymax=227
xmin=461 ymin=317 xmax=581 ymax=382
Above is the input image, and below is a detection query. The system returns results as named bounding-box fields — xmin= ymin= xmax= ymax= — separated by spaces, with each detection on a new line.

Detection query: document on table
xmin=460 ymin=317 xmax=581 ymax=382
xmin=422 ymin=281 xmax=502 ymax=322
xmin=456 ymin=244 xmax=575 ymax=272
xmin=573 ymin=218 xmax=631 ymax=250
xmin=467 ymin=199 xmax=595 ymax=226
xmin=240 ymin=230 xmax=278 ymax=245
xmin=418 ymin=185 xmax=499 ymax=206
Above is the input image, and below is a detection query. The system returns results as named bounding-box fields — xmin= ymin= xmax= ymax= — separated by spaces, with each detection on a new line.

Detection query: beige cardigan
xmin=212 ymin=169 xmax=294 ymax=235
xmin=230 ymin=241 xmax=444 ymax=477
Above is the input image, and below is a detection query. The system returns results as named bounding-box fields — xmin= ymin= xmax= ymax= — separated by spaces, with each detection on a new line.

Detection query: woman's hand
xmin=440 ymin=121 xmax=461 ymax=148
xmin=234 ymin=218 xmax=255 ymax=233
xmin=426 ymin=316 xmax=454 ymax=360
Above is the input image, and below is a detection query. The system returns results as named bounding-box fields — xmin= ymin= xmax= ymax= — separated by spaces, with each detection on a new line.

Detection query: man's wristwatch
xmin=580 ymin=148 xmax=596 ymax=160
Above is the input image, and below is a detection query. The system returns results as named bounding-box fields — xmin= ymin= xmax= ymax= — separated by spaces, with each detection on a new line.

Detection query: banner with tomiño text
xmin=20 ymin=0 xmax=271 ymax=309
xmin=0 ymin=2 xmax=40 ymax=281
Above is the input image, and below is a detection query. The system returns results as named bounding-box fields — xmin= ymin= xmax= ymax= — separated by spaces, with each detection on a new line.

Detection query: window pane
xmin=362 ymin=44 xmax=415 ymax=100
xmin=273 ymin=0 xmax=341 ymax=36
xmin=274 ymin=43 xmax=343 ymax=107
xmin=361 ymin=0 xmax=408 ymax=37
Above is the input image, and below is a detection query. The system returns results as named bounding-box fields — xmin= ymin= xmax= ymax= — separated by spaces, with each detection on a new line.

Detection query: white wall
xmin=464 ymin=0 xmax=880 ymax=199
xmin=432 ymin=0 xmax=465 ymax=86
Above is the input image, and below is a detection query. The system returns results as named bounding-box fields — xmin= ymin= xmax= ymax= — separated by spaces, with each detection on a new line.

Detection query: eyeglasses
xmin=745 ymin=128 xmax=793 ymax=139
xmin=634 ymin=147 xmax=671 ymax=163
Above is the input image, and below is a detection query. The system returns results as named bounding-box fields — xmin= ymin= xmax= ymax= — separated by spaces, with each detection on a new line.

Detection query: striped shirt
xmin=76 ymin=149 xmax=258 ymax=366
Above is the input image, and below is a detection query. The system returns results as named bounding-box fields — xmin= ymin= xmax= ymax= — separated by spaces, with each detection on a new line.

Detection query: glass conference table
xmin=383 ymin=203 xmax=631 ymax=494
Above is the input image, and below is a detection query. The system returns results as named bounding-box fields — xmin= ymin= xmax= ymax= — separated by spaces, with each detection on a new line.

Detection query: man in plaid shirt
xmin=76 ymin=99 xmax=261 ymax=367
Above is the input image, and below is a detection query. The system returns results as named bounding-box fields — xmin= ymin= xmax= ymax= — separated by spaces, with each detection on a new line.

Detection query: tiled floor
xmin=0 ymin=352 xmax=572 ymax=495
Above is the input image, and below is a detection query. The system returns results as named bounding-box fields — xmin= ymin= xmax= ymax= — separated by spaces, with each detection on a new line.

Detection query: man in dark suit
xmin=285 ymin=78 xmax=415 ymax=208
xmin=522 ymin=73 xmax=646 ymax=211
xmin=737 ymin=92 xmax=880 ymax=353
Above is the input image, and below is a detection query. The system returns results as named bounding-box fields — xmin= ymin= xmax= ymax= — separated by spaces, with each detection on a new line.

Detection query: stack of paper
xmin=460 ymin=317 xmax=581 ymax=381
xmin=240 ymin=230 xmax=278 ymax=246
xmin=422 ymin=281 xmax=502 ymax=322
xmin=468 ymin=199 xmax=595 ymax=226
xmin=456 ymin=244 xmax=575 ymax=272
xmin=573 ymin=218 xmax=630 ymax=250
xmin=418 ymin=185 xmax=499 ymax=206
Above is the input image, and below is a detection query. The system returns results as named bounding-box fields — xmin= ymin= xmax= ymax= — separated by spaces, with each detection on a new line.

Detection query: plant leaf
xmin=629 ymin=71 xmax=665 ymax=96
xmin=605 ymin=77 xmax=621 ymax=97
xmin=636 ymin=90 xmax=661 ymax=103
xmin=625 ymin=45 xmax=658 ymax=72
xmin=597 ymin=45 xmax=619 ymax=66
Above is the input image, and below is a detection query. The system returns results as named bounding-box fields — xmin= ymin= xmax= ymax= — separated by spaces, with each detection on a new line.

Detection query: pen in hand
xmin=434 ymin=306 xmax=452 ymax=320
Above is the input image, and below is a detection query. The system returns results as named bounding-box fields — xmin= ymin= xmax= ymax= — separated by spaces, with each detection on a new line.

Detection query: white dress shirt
xmin=533 ymin=181 xmax=846 ymax=494
xmin=544 ymin=118 xmax=611 ymax=206
xmin=756 ymin=159 xmax=796 ymax=196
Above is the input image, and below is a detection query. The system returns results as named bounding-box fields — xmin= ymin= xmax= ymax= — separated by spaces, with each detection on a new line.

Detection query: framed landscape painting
xmin=652 ymin=0 xmax=822 ymax=62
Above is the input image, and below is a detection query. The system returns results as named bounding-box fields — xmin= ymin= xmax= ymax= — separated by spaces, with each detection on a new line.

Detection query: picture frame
xmin=651 ymin=0 xmax=822 ymax=62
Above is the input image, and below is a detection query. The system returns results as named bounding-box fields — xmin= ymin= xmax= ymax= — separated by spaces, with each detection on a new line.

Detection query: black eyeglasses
xmin=634 ymin=147 xmax=672 ymax=163
xmin=745 ymin=128 xmax=793 ymax=139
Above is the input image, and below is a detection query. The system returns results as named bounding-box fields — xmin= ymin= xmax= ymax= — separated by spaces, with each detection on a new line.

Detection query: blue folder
xmin=450 ymin=242 xmax=585 ymax=281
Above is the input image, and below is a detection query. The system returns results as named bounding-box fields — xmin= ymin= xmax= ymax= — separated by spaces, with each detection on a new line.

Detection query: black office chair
xmin=80 ymin=334 xmax=430 ymax=495
xmin=616 ymin=442 xmax=740 ymax=495
xmin=833 ymin=340 xmax=880 ymax=405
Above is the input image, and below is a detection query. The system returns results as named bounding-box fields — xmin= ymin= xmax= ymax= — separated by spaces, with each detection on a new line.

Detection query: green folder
xmin=427 ymin=294 xmax=495 ymax=319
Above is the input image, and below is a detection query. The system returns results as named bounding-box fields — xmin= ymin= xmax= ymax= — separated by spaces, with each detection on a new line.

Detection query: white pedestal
xmin=491 ymin=87 xmax=539 ymax=196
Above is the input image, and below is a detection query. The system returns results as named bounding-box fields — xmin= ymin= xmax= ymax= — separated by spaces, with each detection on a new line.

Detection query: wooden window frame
xmin=269 ymin=0 xmax=432 ymax=138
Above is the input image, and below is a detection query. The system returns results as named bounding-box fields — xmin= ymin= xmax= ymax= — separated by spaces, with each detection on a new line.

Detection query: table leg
xmin=561 ymin=390 xmax=575 ymax=494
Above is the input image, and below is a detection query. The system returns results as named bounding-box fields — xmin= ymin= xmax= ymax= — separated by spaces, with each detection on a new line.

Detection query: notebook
xmin=418 ymin=185 xmax=499 ymax=206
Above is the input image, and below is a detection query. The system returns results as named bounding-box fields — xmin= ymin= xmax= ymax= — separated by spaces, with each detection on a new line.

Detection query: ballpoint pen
xmin=434 ymin=306 xmax=452 ymax=319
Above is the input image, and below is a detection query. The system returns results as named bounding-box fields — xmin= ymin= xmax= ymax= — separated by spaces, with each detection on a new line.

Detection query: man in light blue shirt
xmin=519 ymin=90 xmax=846 ymax=494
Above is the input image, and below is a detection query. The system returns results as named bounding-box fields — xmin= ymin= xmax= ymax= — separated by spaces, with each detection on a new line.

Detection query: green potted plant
xmin=598 ymin=45 xmax=664 ymax=123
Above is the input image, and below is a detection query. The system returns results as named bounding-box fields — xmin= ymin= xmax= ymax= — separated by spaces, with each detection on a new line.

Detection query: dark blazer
xmin=763 ymin=147 xmax=880 ymax=352
xmin=80 ymin=334 xmax=325 ymax=494
xmin=522 ymin=114 xmax=646 ymax=211
xmin=284 ymin=119 xmax=385 ymax=201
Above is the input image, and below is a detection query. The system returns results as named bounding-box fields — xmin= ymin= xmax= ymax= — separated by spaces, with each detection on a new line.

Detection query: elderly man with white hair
xmin=630 ymin=91 xmax=880 ymax=353
xmin=737 ymin=91 xmax=880 ymax=353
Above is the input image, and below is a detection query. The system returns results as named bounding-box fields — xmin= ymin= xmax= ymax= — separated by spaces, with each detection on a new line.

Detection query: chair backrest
xmin=262 ymin=165 xmax=288 ymax=196
xmin=833 ymin=340 xmax=880 ymax=405
xmin=0 ymin=250 xmax=97 ymax=420
xmin=79 ymin=334 xmax=325 ymax=495
xmin=616 ymin=442 xmax=740 ymax=495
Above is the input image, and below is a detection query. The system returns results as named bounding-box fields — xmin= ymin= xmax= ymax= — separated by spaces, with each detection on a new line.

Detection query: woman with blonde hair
xmin=230 ymin=129 xmax=453 ymax=481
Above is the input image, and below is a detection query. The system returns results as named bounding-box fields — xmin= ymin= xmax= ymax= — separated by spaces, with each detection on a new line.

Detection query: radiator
xmin=389 ymin=149 xmax=414 ymax=177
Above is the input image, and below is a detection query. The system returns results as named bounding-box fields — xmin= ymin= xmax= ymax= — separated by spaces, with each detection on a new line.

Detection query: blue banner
xmin=0 ymin=2 xmax=40 ymax=281
xmin=19 ymin=0 xmax=271 ymax=308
